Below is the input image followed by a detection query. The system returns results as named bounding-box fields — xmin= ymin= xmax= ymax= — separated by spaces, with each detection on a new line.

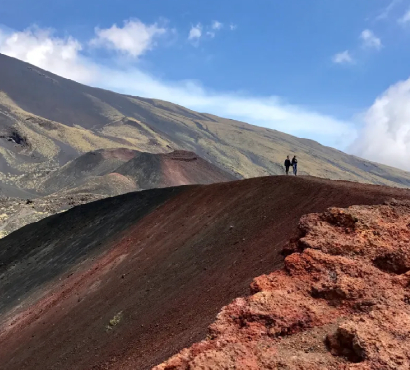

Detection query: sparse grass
xmin=84 ymin=93 xmax=124 ymax=122
xmin=106 ymin=311 xmax=123 ymax=332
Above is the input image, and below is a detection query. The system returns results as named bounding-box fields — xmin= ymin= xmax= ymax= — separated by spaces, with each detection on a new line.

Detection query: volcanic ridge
xmin=0 ymin=148 xmax=234 ymax=238
xmin=156 ymin=200 xmax=410 ymax=369
xmin=38 ymin=148 xmax=235 ymax=196
xmin=1 ymin=176 xmax=410 ymax=370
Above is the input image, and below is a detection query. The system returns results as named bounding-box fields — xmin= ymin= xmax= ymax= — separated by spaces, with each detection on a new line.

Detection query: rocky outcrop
xmin=154 ymin=200 xmax=410 ymax=370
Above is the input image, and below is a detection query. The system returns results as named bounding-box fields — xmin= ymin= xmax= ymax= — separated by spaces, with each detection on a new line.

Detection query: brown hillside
xmin=39 ymin=148 xmax=235 ymax=196
xmin=0 ymin=149 xmax=234 ymax=238
xmin=1 ymin=176 xmax=410 ymax=370
xmin=2 ymin=53 xmax=410 ymax=196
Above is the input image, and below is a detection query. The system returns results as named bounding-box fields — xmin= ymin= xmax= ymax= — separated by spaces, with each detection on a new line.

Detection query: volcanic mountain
xmin=38 ymin=148 xmax=236 ymax=196
xmin=1 ymin=176 xmax=410 ymax=370
xmin=2 ymin=52 xmax=410 ymax=197
xmin=0 ymin=148 xmax=234 ymax=238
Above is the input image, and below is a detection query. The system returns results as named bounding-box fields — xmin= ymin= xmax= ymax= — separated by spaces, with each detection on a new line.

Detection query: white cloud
xmin=332 ymin=50 xmax=354 ymax=64
xmin=0 ymin=24 xmax=356 ymax=150
xmin=398 ymin=8 xmax=410 ymax=24
xmin=360 ymin=29 xmax=382 ymax=50
xmin=105 ymin=72 xmax=356 ymax=148
xmin=230 ymin=24 xmax=238 ymax=31
xmin=90 ymin=19 xmax=166 ymax=57
xmin=0 ymin=26 xmax=94 ymax=83
xmin=189 ymin=21 xmax=232 ymax=42
xmin=188 ymin=24 xmax=202 ymax=40
xmin=351 ymin=77 xmax=410 ymax=170
xmin=211 ymin=21 xmax=223 ymax=30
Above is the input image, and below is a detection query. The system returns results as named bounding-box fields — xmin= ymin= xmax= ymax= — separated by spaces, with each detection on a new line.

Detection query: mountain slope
xmin=155 ymin=201 xmax=410 ymax=370
xmin=0 ymin=149 xmax=234 ymax=238
xmin=1 ymin=176 xmax=410 ymax=370
xmin=38 ymin=148 xmax=139 ymax=195
xmin=38 ymin=148 xmax=234 ymax=196
xmin=1 ymin=53 xmax=410 ymax=194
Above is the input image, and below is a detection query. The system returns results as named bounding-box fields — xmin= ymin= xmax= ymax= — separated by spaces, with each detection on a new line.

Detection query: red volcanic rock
xmin=154 ymin=201 xmax=410 ymax=370
xmin=3 ymin=176 xmax=410 ymax=370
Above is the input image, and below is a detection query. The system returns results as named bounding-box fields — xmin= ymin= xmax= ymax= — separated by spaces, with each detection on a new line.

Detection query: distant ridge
xmin=39 ymin=148 xmax=236 ymax=196
xmin=0 ymin=148 xmax=235 ymax=238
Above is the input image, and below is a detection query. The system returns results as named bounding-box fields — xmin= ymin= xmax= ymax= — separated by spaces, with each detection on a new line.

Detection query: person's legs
xmin=293 ymin=164 xmax=297 ymax=175
xmin=286 ymin=167 xmax=289 ymax=175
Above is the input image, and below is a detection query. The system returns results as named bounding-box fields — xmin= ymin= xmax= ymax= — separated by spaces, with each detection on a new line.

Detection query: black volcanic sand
xmin=1 ymin=176 xmax=410 ymax=370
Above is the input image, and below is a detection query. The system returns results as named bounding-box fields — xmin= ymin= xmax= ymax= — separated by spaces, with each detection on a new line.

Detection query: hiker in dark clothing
xmin=284 ymin=155 xmax=291 ymax=175
xmin=291 ymin=155 xmax=298 ymax=175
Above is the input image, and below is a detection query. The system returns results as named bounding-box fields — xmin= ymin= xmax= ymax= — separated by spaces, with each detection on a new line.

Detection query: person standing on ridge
xmin=292 ymin=155 xmax=298 ymax=176
xmin=284 ymin=155 xmax=291 ymax=175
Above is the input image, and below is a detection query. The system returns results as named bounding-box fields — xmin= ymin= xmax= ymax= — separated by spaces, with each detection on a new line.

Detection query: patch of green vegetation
xmin=106 ymin=311 xmax=123 ymax=332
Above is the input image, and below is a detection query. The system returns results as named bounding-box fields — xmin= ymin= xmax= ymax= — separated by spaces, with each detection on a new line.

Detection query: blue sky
xmin=1 ymin=0 xmax=410 ymax=168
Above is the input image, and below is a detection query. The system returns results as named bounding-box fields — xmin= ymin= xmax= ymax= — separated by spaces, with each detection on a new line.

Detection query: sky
xmin=1 ymin=0 xmax=410 ymax=169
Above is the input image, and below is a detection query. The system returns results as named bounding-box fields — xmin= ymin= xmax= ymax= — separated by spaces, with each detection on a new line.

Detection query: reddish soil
xmin=159 ymin=150 xmax=236 ymax=187
xmin=155 ymin=200 xmax=410 ymax=370
xmin=1 ymin=176 xmax=410 ymax=370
